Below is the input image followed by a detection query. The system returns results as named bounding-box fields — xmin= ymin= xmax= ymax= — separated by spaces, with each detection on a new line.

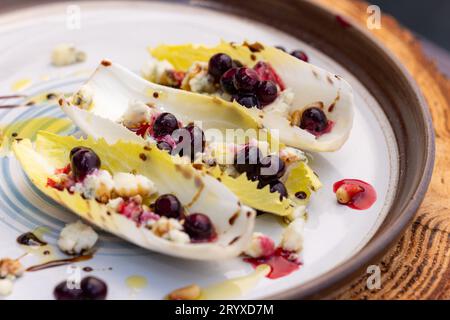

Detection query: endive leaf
xmin=62 ymin=61 xmax=269 ymax=141
xmin=208 ymin=166 xmax=293 ymax=216
xmin=149 ymin=41 xmax=354 ymax=152
xmin=285 ymin=161 xmax=322 ymax=205
xmin=150 ymin=41 xmax=260 ymax=71
xmin=13 ymin=131 xmax=255 ymax=260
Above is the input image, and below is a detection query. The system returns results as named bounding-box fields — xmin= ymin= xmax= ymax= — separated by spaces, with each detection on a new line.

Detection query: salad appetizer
xmin=6 ymin=40 xmax=358 ymax=293
xmin=59 ymin=60 xmax=322 ymax=220
xmin=143 ymin=41 xmax=354 ymax=152
xmin=12 ymin=131 xmax=255 ymax=260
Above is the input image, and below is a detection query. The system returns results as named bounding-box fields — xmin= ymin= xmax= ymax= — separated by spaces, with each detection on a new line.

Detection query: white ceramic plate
xmin=0 ymin=1 xmax=398 ymax=299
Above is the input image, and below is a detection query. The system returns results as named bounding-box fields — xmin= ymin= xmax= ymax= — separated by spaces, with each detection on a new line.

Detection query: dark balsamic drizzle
xmin=16 ymin=232 xmax=47 ymax=247
xmin=26 ymin=254 xmax=93 ymax=272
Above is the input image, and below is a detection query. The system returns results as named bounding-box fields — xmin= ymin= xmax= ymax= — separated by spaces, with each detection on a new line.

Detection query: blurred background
xmin=371 ymin=0 xmax=450 ymax=75
xmin=372 ymin=0 xmax=450 ymax=50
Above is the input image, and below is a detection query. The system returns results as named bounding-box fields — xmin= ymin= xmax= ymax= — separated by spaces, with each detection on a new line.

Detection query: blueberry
xmin=175 ymin=124 xmax=206 ymax=161
xmin=70 ymin=146 xmax=88 ymax=159
xmin=291 ymin=50 xmax=309 ymax=62
xmin=70 ymin=148 xmax=101 ymax=181
xmin=256 ymin=80 xmax=278 ymax=106
xmin=208 ymin=53 xmax=233 ymax=80
xmin=220 ymin=68 xmax=238 ymax=94
xmin=154 ymin=194 xmax=183 ymax=219
xmin=53 ymin=281 xmax=84 ymax=300
xmin=53 ymin=276 xmax=107 ymax=300
xmin=233 ymin=67 xmax=260 ymax=93
xmin=156 ymin=141 xmax=172 ymax=153
xmin=300 ymin=107 xmax=328 ymax=133
xmin=232 ymin=59 xmax=243 ymax=68
xmin=259 ymin=155 xmax=286 ymax=182
xmin=269 ymin=181 xmax=288 ymax=200
xmin=153 ymin=112 xmax=179 ymax=137
xmin=258 ymin=180 xmax=288 ymax=200
xmin=236 ymin=94 xmax=260 ymax=109
xmin=80 ymin=276 xmax=108 ymax=300
xmin=184 ymin=213 xmax=216 ymax=242
xmin=234 ymin=146 xmax=262 ymax=177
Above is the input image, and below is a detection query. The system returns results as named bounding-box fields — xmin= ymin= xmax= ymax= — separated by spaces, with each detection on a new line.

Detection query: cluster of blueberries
xmin=69 ymin=146 xmax=216 ymax=242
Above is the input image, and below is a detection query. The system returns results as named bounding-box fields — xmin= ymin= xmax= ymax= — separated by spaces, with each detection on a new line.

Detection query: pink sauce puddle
xmin=244 ymin=248 xmax=302 ymax=279
xmin=333 ymin=179 xmax=377 ymax=210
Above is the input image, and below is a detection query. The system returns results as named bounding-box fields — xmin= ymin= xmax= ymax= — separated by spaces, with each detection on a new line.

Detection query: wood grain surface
xmin=313 ymin=0 xmax=450 ymax=299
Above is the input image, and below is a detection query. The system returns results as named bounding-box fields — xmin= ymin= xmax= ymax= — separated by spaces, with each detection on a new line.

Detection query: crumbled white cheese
xmin=164 ymin=229 xmax=190 ymax=244
xmin=279 ymin=146 xmax=306 ymax=164
xmin=122 ymin=100 xmax=153 ymax=128
xmin=78 ymin=170 xmax=114 ymax=202
xmin=287 ymin=205 xmax=307 ymax=221
xmin=71 ymin=85 xmax=94 ymax=110
xmin=142 ymin=58 xmax=174 ymax=83
xmin=57 ymin=220 xmax=98 ymax=255
xmin=0 ymin=278 xmax=13 ymax=296
xmin=264 ymin=88 xmax=294 ymax=116
xmin=280 ymin=218 xmax=305 ymax=253
xmin=202 ymin=142 xmax=236 ymax=165
xmin=72 ymin=170 xmax=156 ymax=201
xmin=181 ymin=61 xmax=216 ymax=93
xmin=51 ymin=43 xmax=86 ymax=67
xmin=151 ymin=216 xmax=186 ymax=239
xmin=113 ymin=173 xmax=156 ymax=198
xmin=244 ymin=232 xmax=275 ymax=258
xmin=107 ymin=197 xmax=124 ymax=212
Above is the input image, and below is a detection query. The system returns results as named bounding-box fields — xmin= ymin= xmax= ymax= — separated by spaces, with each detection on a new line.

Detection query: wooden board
xmin=313 ymin=0 xmax=450 ymax=299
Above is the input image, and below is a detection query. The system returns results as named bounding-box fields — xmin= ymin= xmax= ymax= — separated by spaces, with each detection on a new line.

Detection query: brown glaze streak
xmin=26 ymin=254 xmax=93 ymax=272
xmin=243 ymin=41 xmax=265 ymax=52
xmin=328 ymin=92 xmax=340 ymax=113
xmin=192 ymin=163 xmax=204 ymax=171
xmin=228 ymin=236 xmax=240 ymax=245
xmin=228 ymin=211 xmax=240 ymax=225
xmin=185 ymin=177 xmax=205 ymax=209
xmin=174 ymin=164 xmax=193 ymax=180
xmin=0 ymin=94 xmax=27 ymax=99
xmin=139 ymin=153 xmax=147 ymax=161
xmin=101 ymin=59 xmax=112 ymax=67
xmin=194 ymin=176 xmax=204 ymax=188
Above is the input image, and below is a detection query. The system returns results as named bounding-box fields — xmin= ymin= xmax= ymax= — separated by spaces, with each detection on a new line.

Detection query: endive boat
xmin=144 ymin=41 xmax=355 ymax=152
xmin=59 ymin=61 xmax=321 ymax=219
xmin=12 ymin=131 xmax=255 ymax=260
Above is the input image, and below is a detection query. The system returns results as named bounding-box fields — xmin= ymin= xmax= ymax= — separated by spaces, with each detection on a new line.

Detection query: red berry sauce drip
xmin=333 ymin=179 xmax=377 ymax=210
xmin=244 ymin=248 xmax=301 ymax=279
xmin=310 ymin=120 xmax=335 ymax=137
xmin=171 ymin=71 xmax=186 ymax=88
xmin=253 ymin=61 xmax=286 ymax=91
xmin=46 ymin=165 xmax=75 ymax=191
